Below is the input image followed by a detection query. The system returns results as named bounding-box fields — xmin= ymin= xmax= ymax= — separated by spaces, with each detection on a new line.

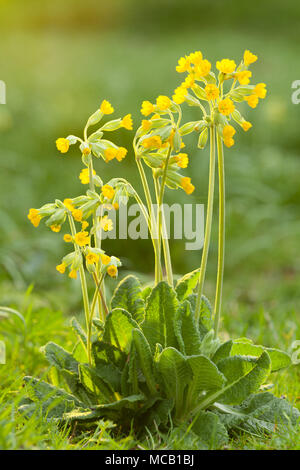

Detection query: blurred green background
xmin=0 ymin=0 xmax=300 ymax=320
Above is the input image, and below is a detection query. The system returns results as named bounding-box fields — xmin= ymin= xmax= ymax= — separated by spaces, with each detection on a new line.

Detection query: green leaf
xmin=155 ymin=347 xmax=192 ymax=418
xmin=43 ymin=342 xmax=79 ymax=375
xmin=216 ymin=392 xmax=300 ymax=437
xmin=132 ymin=328 xmax=157 ymax=395
xmin=92 ymin=339 xmax=127 ymax=369
xmin=138 ymin=398 xmax=174 ymax=430
xmin=111 ymin=275 xmax=145 ymax=324
xmin=200 ymin=352 xmax=271 ymax=407
xmin=187 ymin=355 xmax=225 ymax=396
xmin=230 ymin=341 xmax=291 ymax=372
xmin=191 ymin=410 xmax=229 ymax=449
xmin=175 ymin=269 xmax=200 ymax=301
xmin=71 ymin=317 xmax=87 ymax=347
xmin=174 ymin=301 xmax=201 ymax=355
xmin=79 ymin=364 xmax=115 ymax=403
xmin=103 ymin=308 xmax=139 ymax=354
xmin=212 ymin=340 xmax=233 ymax=364
xmin=23 ymin=376 xmax=83 ymax=407
xmin=185 ymin=293 xmax=213 ymax=337
xmin=142 ymin=282 xmax=178 ymax=351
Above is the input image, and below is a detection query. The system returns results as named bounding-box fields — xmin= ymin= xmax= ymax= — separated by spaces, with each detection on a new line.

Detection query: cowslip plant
xmin=23 ymin=52 xmax=299 ymax=447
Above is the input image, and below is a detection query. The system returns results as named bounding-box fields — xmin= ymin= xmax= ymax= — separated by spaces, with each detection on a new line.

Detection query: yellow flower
xmin=56 ymin=138 xmax=69 ymax=154
xmin=223 ymin=125 xmax=236 ymax=139
xmin=63 ymin=198 xmax=74 ymax=211
xmin=244 ymin=50 xmax=257 ymax=66
xmin=194 ymin=59 xmax=211 ymax=78
xmin=27 ymin=208 xmax=41 ymax=227
xmin=116 ymin=147 xmax=127 ymax=162
xmin=253 ymin=83 xmax=267 ymax=99
xmin=181 ymin=177 xmax=195 ymax=195
xmin=74 ymin=231 xmax=90 ymax=246
xmin=82 ymin=147 xmax=91 ymax=156
xmin=113 ymin=202 xmax=119 ymax=210
xmin=107 ymin=265 xmax=118 ymax=278
xmin=236 ymin=70 xmax=252 ymax=85
xmin=224 ymin=138 xmax=235 ymax=148
xmin=188 ymin=51 xmax=203 ymax=65
xmin=105 ymin=148 xmax=118 ymax=162
xmin=156 ymin=95 xmax=171 ymax=111
xmin=63 ymin=234 xmax=73 ymax=242
xmin=72 ymin=209 xmax=83 ymax=222
xmin=176 ymin=56 xmax=191 ymax=73
xmin=172 ymin=86 xmax=187 ymax=104
xmin=216 ymin=59 xmax=236 ymax=74
xmin=79 ymin=168 xmax=95 ymax=185
xmin=56 ymin=262 xmax=66 ymax=274
xmin=180 ymin=75 xmax=193 ymax=90
xmin=102 ymin=184 xmax=115 ymax=200
xmin=142 ymin=135 xmax=162 ymax=149
xmin=101 ymin=254 xmax=111 ymax=265
xmin=69 ymin=269 xmax=77 ymax=279
xmin=122 ymin=114 xmax=133 ymax=130
xmin=100 ymin=99 xmax=114 ymax=115
xmin=242 ymin=121 xmax=252 ymax=131
xmin=175 ymin=153 xmax=189 ymax=168
xmin=100 ymin=216 xmax=113 ymax=232
xmin=151 ymin=113 xmax=161 ymax=120
xmin=141 ymin=100 xmax=154 ymax=116
xmin=142 ymin=120 xmax=151 ymax=131
xmin=50 ymin=225 xmax=61 ymax=233
xmin=218 ymin=98 xmax=235 ymax=116
xmin=86 ymin=252 xmax=100 ymax=264
xmin=82 ymin=221 xmax=89 ymax=230
xmin=245 ymin=94 xmax=259 ymax=108
xmin=205 ymin=84 xmax=219 ymax=100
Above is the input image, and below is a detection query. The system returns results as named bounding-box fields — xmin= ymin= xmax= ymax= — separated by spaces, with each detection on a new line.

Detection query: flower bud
xmin=198 ymin=128 xmax=208 ymax=149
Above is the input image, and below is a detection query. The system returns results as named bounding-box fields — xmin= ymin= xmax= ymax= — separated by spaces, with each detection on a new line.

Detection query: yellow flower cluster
xmin=222 ymin=125 xmax=236 ymax=148
xmin=245 ymin=83 xmax=267 ymax=108
xmin=181 ymin=177 xmax=195 ymax=195
xmin=56 ymin=138 xmax=70 ymax=154
xmin=79 ymin=168 xmax=96 ymax=185
xmin=104 ymin=147 xmax=127 ymax=162
xmin=102 ymin=184 xmax=115 ymax=200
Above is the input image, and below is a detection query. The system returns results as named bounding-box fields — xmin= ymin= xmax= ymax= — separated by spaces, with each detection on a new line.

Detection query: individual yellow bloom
xmin=242 ymin=121 xmax=252 ymax=131
xmin=82 ymin=147 xmax=91 ymax=156
xmin=107 ymin=265 xmax=118 ymax=278
xmin=50 ymin=225 xmax=61 ymax=233
xmin=223 ymin=124 xmax=236 ymax=139
xmin=74 ymin=231 xmax=90 ymax=246
xmin=244 ymin=50 xmax=258 ymax=66
xmin=142 ymin=120 xmax=151 ymax=131
xmin=218 ymin=98 xmax=235 ymax=116
xmin=27 ymin=208 xmax=41 ymax=227
xmin=181 ymin=74 xmax=195 ymax=89
xmin=236 ymin=70 xmax=252 ymax=85
xmin=105 ymin=148 xmax=118 ymax=162
xmin=172 ymin=86 xmax=187 ymax=104
xmin=142 ymin=135 xmax=162 ymax=149
xmin=63 ymin=198 xmax=74 ymax=211
xmin=141 ymin=100 xmax=155 ymax=116
xmin=86 ymin=252 xmax=100 ymax=264
xmin=181 ymin=177 xmax=195 ymax=195
xmin=224 ymin=138 xmax=235 ymax=148
xmin=69 ymin=269 xmax=77 ymax=279
xmin=115 ymin=147 xmax=127 ymax=162
xmin=56 ymin=262 xmax=66 ymax=274
xmin=82 ymin=221 xmax=89 ymax=230
xmin=56 ymin=138 xmax=69 ymax=154
xmin=151 ymin=113 xmax=161 ymax=120
xmin=101 ymin=253 xmax=111 ymax=265
xmin=176 ymin=56 xmax=191 ymax=73
xmin=188 ymin=51 xmax=203 ymax=65
xmin=216 ymin=59 xmax=236 ymax=74
xmin=205 ymin=84 xmax=219 ymax=100
xmin=245 ymin=94 xmax=259 ymax=108
xmin=156 ymin=95 xmax=171 ymax=111
xmin=194 ymin=59 xmax=211 ymax=78
xmin=175 ymin=153 xmax=189 ymax=169
xmin=122 ymin=114 xmax=133 ymax=130
xmin=79 ymin=168 xmax=96 ymax=184
xmin=72 ymin=209 xmax=83 ymax=222
xmin=100 ymin=216 xmax=113 ymax=232
xmin=100 ymin=99 xmax=114 ymax=115
xmin=102 ymin=184 xmax=115 ymax=200
xmin=253 ymin=83 xmax=267 ymax=99
xmin=113 ymin=202 xmax=119 ymax=210
xmin=63 ymin=234 xmax=73 ymax=242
